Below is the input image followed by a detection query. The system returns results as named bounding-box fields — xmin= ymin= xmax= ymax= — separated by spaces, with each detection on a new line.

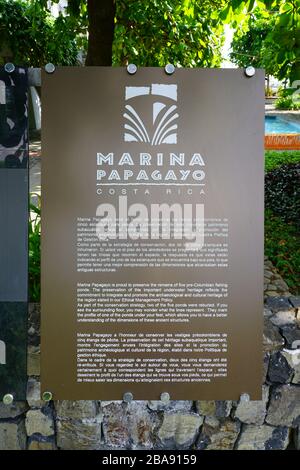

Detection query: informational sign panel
xmin=42 ymin=67 xmax=264 ymax=400
xmin=0 ymin=66 xmax=28 ymax=400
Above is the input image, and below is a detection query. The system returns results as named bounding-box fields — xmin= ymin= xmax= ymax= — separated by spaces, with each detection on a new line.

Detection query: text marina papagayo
xmin=96 ymin=152 xmax=206 ymax=183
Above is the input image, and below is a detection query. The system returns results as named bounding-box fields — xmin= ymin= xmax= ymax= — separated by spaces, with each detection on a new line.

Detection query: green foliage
xmin=277 ymin=87 xmax=296 ymax=98
xmin=275 ymin=95 xmax=300 ymax=110
xmin=264 ymin=154 xmax=300 ymax=295
xmin=113 ymin=0 xmax=226 ymax=67
xmin=229 ymin=0 xmax=300 ymax=83
xmin=265 ymin=150 xmax=300 ymax=172
xmin=66 ymin=0 xmax=88 ymax=52
xmin=0 ymin=0 xmax=78 ymax=66
xmin=265 ymin=163 xmax=300 ymax=229
xmin=3 ymin=0 xmax=300 ymax=76
xmin=265 ymin=209 xmax=300 ymax=294
xmin=3 ymin=0 xmax=229 ymax=67
xmin=29 ymin=195 xmax=41 ymax=302
xmin=230 ymin=9 xmax=279 ymax=76
xmin=274 ymin=86 xmax=300 ymax=109
xmin=265 ymin=151 xmax=300 ymax=295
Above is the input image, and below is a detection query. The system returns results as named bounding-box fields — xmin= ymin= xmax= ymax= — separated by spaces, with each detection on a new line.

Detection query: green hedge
xmin=265 ymin=210 xmax=300 ymax=294
xmin=265 ymin=163 xmax=300 ymax=229
xmin=264 ymin=151 xmax=300 ymax=295
xmin=265 ymin=150 xmax=300 ymax=172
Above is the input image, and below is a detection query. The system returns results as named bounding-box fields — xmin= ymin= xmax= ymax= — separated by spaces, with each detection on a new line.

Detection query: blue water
xmin=265 ymin=116 xmax=300 ymax=134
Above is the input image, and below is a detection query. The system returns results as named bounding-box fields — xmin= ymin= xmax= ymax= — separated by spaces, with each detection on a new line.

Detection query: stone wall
xmin=0 ymin=264 xmax=300 ymax=450
xmin=0 ymin=295 xmax=298 ymax=451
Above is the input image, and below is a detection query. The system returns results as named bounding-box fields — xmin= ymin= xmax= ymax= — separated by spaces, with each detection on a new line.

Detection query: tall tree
xmin=85 ymin=0 xmax=115 ymax=65
xmin=70 ymin=0 xmax=227 ymax=67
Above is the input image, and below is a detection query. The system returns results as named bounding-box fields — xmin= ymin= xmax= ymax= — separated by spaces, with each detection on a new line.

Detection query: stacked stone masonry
xmin=0 ymin=261 xmax=300 ymax=450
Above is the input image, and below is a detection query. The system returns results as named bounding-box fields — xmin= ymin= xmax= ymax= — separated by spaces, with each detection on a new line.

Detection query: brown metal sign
xmin=41 ymin=67 xmax=264 ymax=400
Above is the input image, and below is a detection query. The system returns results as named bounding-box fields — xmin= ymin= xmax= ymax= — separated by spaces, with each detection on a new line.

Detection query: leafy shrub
xmin=265 ymin=163 xmax=300 ymax=229
xmin=265 ymin=209 xmax=300 ymax=294
xmin=275 ymin=95 xmax=300 ymax=110
xmin=265 ymin=150 xmax=300 ymax=173
xmin=29 ymin=194 xmax=40 ymax=302
xmin=277 ymin=87 xmax=296 ymax=98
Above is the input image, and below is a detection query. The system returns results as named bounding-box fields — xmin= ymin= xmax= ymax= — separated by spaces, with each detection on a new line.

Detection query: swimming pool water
xmin=265 ymin=116 xmax=300 ymax=134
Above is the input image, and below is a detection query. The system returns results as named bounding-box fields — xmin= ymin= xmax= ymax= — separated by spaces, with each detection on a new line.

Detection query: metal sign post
xmin=0 ymin=65 xmax=29 ymax=401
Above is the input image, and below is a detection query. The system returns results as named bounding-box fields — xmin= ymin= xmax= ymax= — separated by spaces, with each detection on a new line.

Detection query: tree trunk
xmin=86 ymin=0 xmax=115 ymax=66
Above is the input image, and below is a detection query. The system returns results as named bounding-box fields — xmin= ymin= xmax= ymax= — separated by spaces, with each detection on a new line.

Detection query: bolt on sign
xmin=0 ymin=66 xmax=28 ymax=400
xmin=41 ymin=67 xmax=264 ymax=400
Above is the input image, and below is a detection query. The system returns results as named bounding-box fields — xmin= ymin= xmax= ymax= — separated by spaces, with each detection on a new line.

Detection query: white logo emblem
xmin=124 ymin=84 xmax=178 ymax=146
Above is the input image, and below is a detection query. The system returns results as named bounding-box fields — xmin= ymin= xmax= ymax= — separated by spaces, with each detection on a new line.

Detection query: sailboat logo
xmin=124 ymin=84 xmax=178 ymax=145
